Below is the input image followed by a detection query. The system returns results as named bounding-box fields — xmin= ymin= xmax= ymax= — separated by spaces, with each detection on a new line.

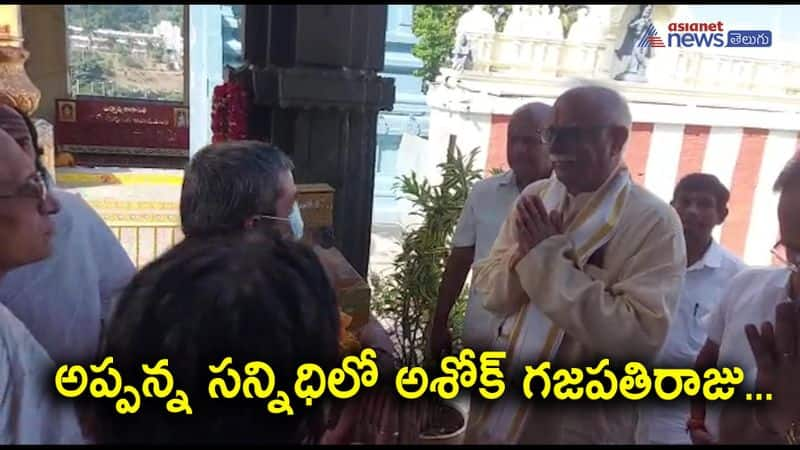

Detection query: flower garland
xmin=211 ymin=79 xmax=249 ymax=143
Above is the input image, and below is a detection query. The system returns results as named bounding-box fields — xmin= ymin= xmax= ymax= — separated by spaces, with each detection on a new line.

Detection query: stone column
xmin=243 ymin=5 xmax=395 ymax=276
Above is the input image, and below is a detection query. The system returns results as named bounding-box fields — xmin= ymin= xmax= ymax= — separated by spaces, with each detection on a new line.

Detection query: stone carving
xmin=502 ymin=5 xmax=526 ymax=36
xmin=516 ymin=6 xmax=548 ymax=39
xmin=452 ymin=5 xmax=495 ymax=71
xmin=613 ymin=4 xmax=655 ymax=82
xmin=455 ymin=5 xmax=496 ymax=37
xmin=451 ymin=33 xmax=472 ymax=71
xmin=567 ymin=7 xmax=602 ymax=43
xmin=544 ymin=6 xmax=564 ymax=40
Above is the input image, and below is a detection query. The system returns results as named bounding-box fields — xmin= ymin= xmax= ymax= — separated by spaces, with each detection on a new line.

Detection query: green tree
xmin=411 ymin=5 xmax=510 ymax=89
xmin=411 ymin=4 xmax=585 ymax=89
xmin=370 ymin=137 xmax=482 ymax=368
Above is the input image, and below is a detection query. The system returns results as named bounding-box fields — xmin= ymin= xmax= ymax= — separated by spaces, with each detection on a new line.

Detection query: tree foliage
xmin=411 ymin=5 xmax=510 ymax=88
xmin=370 ymin=138 xmax=482 ymax=368
xmin=411 ymin=4 xmax=586 ymax=88
xmin=65 ymin=5 xmax=183 ymax=33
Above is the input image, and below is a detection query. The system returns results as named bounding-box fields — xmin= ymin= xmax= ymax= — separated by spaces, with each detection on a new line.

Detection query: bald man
xmin=429 ymin=102 xmax=553 ymax=359
xmin=464 ymin=86 xmax=686 ymax=444
xmin=0 ymin=128 xmax=84 ymax=444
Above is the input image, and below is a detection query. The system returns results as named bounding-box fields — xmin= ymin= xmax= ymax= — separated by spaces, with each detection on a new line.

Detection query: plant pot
xmin=416 ymin=398 xmax=468 ymax=445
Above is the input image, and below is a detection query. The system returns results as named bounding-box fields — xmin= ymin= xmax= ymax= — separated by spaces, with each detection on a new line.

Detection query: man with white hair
xmin=0 ymin=128 xmax=84 ymax=444
xmin=463 ymin=85 xmax=686 ymax=444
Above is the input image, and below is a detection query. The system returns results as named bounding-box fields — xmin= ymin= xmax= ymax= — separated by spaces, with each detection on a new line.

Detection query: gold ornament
xmin=0 ymin=45 xmax=41 ymax=115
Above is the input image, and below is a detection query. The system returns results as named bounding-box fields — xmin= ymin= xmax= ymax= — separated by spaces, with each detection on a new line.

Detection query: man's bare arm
xmin=432 ymin=246 xmax=475 ymax=325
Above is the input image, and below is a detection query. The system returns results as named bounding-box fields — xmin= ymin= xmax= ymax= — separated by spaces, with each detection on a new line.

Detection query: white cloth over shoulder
xmin=0 ymin=189 xmax=136 ymax=364
xmin=0 ymin=302 xmax=84 ymax=444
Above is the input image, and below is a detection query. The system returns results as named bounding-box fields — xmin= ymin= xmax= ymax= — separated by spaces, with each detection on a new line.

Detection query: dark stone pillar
xmin=242 ymin=5 xmax=395 ymax=277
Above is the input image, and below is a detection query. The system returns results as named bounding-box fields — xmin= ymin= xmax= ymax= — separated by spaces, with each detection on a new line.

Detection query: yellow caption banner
xmin=54 ymin=349 xmax=763 ymax=416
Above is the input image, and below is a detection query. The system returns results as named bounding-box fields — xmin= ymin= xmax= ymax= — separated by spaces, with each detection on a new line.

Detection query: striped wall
xmin=486 ymin=114 xmax=800 ymax=266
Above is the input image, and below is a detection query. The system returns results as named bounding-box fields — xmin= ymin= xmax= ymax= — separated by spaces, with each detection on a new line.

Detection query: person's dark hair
xmin=673 ymin=173 xmax=730 ymax=213
xmin=774 ymin=156 xmax=800 ymax=193
xmin=10 ymin=105 xmax=43 ymax=157
xmin=180 ymin=141 xmax=294 ymax=238
xmin=95 ymin=230 xmax=340 ymax=444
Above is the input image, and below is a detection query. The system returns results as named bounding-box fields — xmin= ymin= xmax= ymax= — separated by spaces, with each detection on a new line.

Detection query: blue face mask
xmin=254 ymin=202 xmax=304 ymax=241
xmin=288 ymin=202 xmax=304 ymax=241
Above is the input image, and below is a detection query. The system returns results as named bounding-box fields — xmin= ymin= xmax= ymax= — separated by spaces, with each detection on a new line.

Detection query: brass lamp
xmin=0 ymin=5 xmax=41 ymax=115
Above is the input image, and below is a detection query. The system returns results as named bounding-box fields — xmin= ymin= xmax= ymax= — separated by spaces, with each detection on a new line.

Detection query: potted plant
xmin=370 ymin=135 xmax=483 ymax=443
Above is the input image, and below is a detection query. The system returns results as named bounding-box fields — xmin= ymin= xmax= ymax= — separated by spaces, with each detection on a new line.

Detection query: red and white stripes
xmin=486 ymin=115 xmax=800 ymax=266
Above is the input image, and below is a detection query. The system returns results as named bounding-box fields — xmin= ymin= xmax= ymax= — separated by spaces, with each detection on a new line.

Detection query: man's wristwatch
xmin=686 ymin=417 xmax=706 ymax=433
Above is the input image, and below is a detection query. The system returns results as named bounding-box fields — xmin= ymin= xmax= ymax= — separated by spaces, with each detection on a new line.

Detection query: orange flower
xmin=339 ymin=309 xmax=361 ymax=355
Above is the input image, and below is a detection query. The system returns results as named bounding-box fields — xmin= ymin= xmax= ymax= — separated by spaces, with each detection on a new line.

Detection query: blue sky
xmin=689 ymin=5 xmax=800 ymax=45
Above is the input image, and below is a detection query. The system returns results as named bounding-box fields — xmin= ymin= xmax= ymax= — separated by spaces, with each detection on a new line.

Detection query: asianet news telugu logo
xmin=639 ymin=22 xmax=772 ymax=49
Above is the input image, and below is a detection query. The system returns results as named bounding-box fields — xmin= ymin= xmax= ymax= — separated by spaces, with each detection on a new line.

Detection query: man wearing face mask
xmin=463 ymin=85 xmax=686 ymax=444
xmin=180 ymin=140 xmax=393 ymax=367
xmin=180 ymin=141 xmax=303 ymax=241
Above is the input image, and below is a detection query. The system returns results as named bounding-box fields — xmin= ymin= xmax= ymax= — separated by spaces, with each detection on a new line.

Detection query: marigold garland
xmin=211 ymin=79 xmax=249 ymax=143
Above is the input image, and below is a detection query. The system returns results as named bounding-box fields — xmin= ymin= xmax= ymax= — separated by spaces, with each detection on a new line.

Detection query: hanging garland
xmin=211 ymin=79 xmax=249 ymax=143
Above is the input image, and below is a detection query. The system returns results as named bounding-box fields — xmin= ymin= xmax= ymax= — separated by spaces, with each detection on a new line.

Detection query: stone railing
xmin=466 ymin=32 xmax=800 ymax=98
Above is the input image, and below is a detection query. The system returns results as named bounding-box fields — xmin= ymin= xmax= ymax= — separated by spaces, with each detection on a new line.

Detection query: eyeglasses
xmin=509 ymin=131 xmax=548 ymax=146
xmin=0 ymin=170 xmax=48 ymax=203
xmin=772 ymin=241 xmax=800 ymax=273
xmin=541 ymin=125 xmax=618 ymax=146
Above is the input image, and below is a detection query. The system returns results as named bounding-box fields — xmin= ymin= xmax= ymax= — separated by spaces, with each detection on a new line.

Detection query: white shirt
xmin=636 ymin=241 xmax=745 ymax=444
xmin=451 ymin=170 xmax=521 ymax=350
xmin=704 ymin=267 xmax=793 ymax=440
xmin=0 ymin=302 xmax=84 ymax=444
xmin=0 ymin=190 xmax=136 ymax=364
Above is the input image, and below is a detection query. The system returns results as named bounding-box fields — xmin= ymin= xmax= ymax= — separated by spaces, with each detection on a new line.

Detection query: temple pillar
xmin=242 ymin=5 xmax=395 ymax=276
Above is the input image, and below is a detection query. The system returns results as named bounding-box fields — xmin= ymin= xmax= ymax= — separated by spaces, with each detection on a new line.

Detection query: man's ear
xmin=610 ymin=126 xmax=629 ymax=157
xmin=718 ymin=206 xmax=729 ymax=225
xmin=243 ymin=216 xmax=258 ymax=230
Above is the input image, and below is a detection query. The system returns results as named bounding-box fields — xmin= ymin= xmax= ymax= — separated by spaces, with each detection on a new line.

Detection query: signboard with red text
xmin=54 ymin=97 xmax=189 ymax=167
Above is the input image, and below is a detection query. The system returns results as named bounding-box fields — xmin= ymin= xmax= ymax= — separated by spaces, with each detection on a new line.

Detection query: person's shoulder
xmin=519 ymin=176 xmax=550 ymax=197
xmin=0 ymin=302 xmax=52 ymax=367
xmin=715 ymin=244 xmax=747 ymax=276
xmin=626 ymin=184 xmax=682 ymax=232
xmin=723 ymin=266 xmax=783 ymax=301
xmin=53 ymin=189 xmax=110 ymax=232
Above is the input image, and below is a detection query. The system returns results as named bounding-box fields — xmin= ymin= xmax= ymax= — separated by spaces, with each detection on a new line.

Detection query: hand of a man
xmin=745 ymin=302 xmax=800 ymax=434
xmin=689 ymin=427 xmax=716 ymax=445
xmin=513 ymin=194 xmax=563 ymax=263
xmin=427 ymin=318 xmax=453 ymax=362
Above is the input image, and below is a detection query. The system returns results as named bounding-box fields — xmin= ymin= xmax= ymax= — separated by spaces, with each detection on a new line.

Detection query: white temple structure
xmin=423 ymin=4 xmax=800 ymax=266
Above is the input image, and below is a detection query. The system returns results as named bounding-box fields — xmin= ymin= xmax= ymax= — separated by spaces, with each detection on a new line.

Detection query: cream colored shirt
xmin=468 ymin=178 xmax=686 ymax=444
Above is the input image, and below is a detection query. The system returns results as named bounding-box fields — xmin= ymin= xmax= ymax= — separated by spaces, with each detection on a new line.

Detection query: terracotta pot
xmin=416 ymin=399 xmax=468 ymax=445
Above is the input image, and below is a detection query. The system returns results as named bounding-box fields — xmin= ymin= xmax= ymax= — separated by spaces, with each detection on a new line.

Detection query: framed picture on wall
xmin=57 ymin=100 xmax=77 ymax=123
xmin=174 ymin=107 xmax=188 ymax=128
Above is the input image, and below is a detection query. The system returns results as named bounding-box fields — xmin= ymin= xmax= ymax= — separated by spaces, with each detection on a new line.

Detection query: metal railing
xmin=109 ymin=224 xmax=183 ymax=269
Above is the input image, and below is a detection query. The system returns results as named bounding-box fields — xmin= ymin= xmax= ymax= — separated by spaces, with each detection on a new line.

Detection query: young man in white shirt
xmin=689 ymin=156 xmax=800 ymax=444
xmin=636 ymin=173 xmax=745 ymax=444
xmin=428 ymin=102 xmax=553 ymax=358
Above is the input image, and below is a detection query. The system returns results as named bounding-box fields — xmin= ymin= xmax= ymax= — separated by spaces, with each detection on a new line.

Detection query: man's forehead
xmin=508 ymin=109 xmax=552 ymax=134
xmin=0 ymin=131 xmax=32 ymax=185
xmin=553 ymin=99 xmax=610 ymax=127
